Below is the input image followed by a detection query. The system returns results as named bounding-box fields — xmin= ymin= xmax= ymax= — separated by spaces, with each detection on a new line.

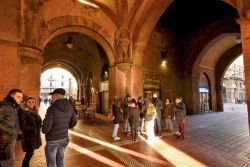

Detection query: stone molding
xmin=42 ymin=15 xmax=113 ymax=48
xmin=19 ymin=46 xmax=43 ymax=64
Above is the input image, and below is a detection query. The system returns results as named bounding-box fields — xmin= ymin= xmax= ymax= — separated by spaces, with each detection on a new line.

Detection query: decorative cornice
xmin=19 ymin=46 xmax=43 ymax=63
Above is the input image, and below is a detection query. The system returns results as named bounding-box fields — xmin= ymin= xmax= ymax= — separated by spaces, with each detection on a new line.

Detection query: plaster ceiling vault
xmin=156 ymin=0 xmax=241 ymax=75
xmin=43 ymin=32 xmax=108 ymax=79
xmin=37 ymin=0 xmax=249 ymax=72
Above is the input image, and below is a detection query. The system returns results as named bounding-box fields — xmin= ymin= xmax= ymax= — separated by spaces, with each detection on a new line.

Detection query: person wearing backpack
xmin=0 ymin=89 xmax=23 ymax=167
xmin=144 ymin=99 xmax=156 ymax=140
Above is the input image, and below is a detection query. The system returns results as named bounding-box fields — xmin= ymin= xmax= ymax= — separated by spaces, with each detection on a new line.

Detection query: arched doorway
xmin=223 ymin=55 xmax=246 ymax=104
xmin=42 ymin=32 xmax=110 ymax=113
xmin=40 ymin=67 xmax=78 ymax=102
xmin=199 ymin=73 xmax=211 ymax=113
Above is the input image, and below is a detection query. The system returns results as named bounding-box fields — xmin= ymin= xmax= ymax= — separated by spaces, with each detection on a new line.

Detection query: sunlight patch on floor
xmin=145 ymin=138 xmax=208 ymax=167
xmin=69 ymin=130 xmax=169 ymax=166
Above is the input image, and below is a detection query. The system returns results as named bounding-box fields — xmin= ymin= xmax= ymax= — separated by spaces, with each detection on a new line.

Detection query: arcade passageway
xmin=15 ymin=104 xmax=249 ymax=167
xmin=1 ymin=0 xmax=250 ymax=166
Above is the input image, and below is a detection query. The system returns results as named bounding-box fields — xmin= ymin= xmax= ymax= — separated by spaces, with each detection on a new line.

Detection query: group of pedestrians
xmin=110 ymin=94 xmax=187 ymax=141
xmin=0 ymin=88 xmax=77 ymax=167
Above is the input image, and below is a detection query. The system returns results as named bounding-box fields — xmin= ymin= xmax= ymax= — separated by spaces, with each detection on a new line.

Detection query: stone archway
xmin=215 ymin=45 xmax=242 ymax=110
xmin=199 ymin=73 xmax=212 ymax=113
xmin=40 ymin=15 xmax=115 ymax=66
xmin=131 ymin=0 xmax=173 ymax=66
xmin=191 ymin=33 xmax=240 ymax=113
xmin=42 ymin=60 xmax=82 ymax=98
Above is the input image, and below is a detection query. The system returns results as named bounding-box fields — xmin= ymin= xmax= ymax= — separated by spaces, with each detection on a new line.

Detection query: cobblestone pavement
xmin=15 ymin=103 xmax=250 ymax=167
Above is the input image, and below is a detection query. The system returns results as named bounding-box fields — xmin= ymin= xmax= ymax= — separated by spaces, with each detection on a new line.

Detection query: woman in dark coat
xmin=19 ymin=97 xmax=42 ymax=167
xmin=112 ymin=98 xmax=122 ymax=141
xmin=128 ymin=99 xmax=140 ymax=142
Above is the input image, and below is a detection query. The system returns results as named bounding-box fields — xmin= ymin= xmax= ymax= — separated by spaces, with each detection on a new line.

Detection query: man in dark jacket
xmin=42 ymin=88 xmax=77 ymax=167
xmin=0 ymin=89 xmax=23 ymax=167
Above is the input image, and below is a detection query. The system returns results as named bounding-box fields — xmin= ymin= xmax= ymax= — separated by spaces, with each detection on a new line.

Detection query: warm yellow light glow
xmin=68 ymin=142 xmax=125 ymax=167
xmin=78 ymin=0 xmax=99 ymax=8
xmin=145 ymin=138 xmax=208 ymax=167
xmin=69 ymin=130 xmax=168 ymax=165
xmin=161 ymin=60 xmax=167 ymax=66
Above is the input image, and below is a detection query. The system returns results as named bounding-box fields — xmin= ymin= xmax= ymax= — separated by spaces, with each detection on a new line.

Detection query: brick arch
xmin=42 ymin=60 xmax=82 ymax=83
xmin=130 ymin=0 xmax=173 ymax=66
xmin=216 ymin=44 xmax=242 ymax=87
xmin=40 ymin=15 xmax=115 ymax=65
xmin=191 ymin=33 xmax=240 ymax=113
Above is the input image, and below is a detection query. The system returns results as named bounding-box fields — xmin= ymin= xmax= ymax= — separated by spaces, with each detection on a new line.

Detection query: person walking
xmin=19 ymin=97 xmax=42 ymax=167
xmin=0 ymin=89 xmax=23 ymax=167
xmin=173 ymin=97 xmax=186 ymax=140
xmin=42 ymin=88 xmax=77 ymax=167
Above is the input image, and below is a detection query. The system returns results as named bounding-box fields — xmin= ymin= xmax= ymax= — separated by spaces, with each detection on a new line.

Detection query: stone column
xmin=216 ymin=84 xmax=224 ymax=111
xmin=239 ymin=13 xmax=250 ymax=131
xmin=19 ymin=46 xmax=43 ymax=103
xmin=109 ymin=63 xmax=129 ymax=100
xmin=109 ymin=63 xmax=144 ymax=101
xmin=130 ymin=65 xmax=144 ymax=99
xmin=0 ymin=41 xmax=21 ymax=99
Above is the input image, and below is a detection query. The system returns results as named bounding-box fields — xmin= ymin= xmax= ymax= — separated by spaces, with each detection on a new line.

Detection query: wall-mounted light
xmin=161 ymin=51 xmax=167 ymax=67
xmin=78 ymin=0 xmax=99 ymax=8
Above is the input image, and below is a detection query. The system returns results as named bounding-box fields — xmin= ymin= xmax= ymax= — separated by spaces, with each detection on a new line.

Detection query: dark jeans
xmin=154 ymin=118 xmax=162 ymax=135
xmin=131 ymin=127 xmax=137 ymax=141
xmin=22 ymin=150 xmax=34 ymax=167
xmin=0 ymin=140 xmax=16 ymax=167
xmin=45 ymin=138 xmax=68 ymax=167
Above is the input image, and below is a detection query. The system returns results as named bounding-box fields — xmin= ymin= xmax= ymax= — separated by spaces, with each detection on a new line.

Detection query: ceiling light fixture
xmin=78 ymin=0 xmax=99 ymax=8
xmin=66 ymin=36 xmax=73 ymax=49
xmin=235 ymin=34 xmax=241 ymax=44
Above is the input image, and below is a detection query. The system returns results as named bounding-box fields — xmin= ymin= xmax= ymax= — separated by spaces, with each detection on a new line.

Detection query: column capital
xmin=116 ymin=62 xmax=132 ymax=73
xmin=19 ymin=45 xmax=43 ymax=64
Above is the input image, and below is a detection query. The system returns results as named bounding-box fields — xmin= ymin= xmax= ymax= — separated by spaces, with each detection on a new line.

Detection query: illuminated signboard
xmin=199 ymin=87 xmax=209 ymax=93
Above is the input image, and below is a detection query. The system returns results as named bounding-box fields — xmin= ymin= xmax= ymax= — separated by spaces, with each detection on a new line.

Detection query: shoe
xmin=175 ymin=132 xmax=181 ymax=136
xmin=131 ymin=138 xmax=136 ymax=142
xmin=114 ymin=137 xmax=121 ymax=141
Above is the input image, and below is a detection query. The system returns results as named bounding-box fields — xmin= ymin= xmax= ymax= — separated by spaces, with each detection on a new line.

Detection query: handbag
xmin=107 ymin=111 xmax=115 ymax=121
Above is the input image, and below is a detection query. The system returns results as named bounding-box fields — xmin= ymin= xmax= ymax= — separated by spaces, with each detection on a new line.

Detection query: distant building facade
xmin=40 ymin=73 xmax=74 ymax=100
xmin=223 ymin=62 xmax=246 ymax=103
